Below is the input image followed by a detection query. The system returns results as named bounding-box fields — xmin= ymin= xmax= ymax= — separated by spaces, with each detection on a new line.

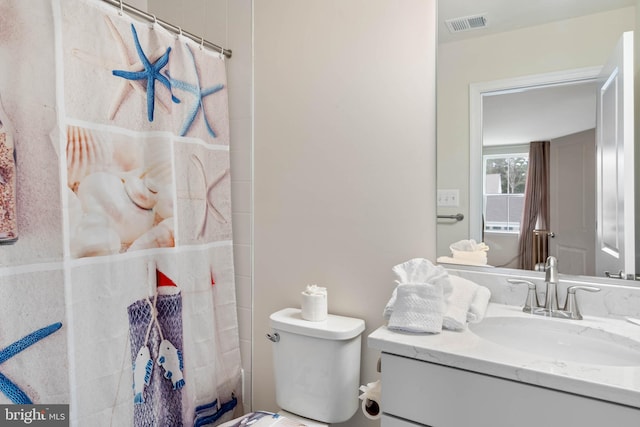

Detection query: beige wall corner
xmin=254 ymin=1 xmax=437 ymax=426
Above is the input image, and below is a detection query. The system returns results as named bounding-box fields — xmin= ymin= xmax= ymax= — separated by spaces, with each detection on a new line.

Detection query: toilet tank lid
xmin=270 ymin=308 xmax=365 ymax=340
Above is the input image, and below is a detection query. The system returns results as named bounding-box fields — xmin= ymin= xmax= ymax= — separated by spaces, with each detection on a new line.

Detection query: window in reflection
xmin=483 ymin=152 xmax=528 ymax=233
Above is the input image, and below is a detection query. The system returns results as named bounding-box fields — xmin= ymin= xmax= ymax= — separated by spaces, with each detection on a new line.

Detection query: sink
xmin=469 ymin=316 xmax=640 ymax=366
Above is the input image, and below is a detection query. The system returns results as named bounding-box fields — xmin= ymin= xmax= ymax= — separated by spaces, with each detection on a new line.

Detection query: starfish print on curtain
xmin=190 ymin=153 xmax=228 ymax=239
xmin=0 ymin=322 xmax=62 ymax=404
xmin=72 ymin=17 xmax=170 ymax=120
xmin=112 ymin=24 xmax=180 ymax=122
xmin=166 ymin=44 xmax=225 ymax=138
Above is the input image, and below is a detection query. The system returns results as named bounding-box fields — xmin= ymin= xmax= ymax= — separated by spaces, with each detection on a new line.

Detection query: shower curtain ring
xmin=149 ymin=14 xmax=157 ymax=29
xmin=118 ymin=0 xmax=124 ymax=16
xmin=176 ymin=26 xmax=183 ymax=40
xmin=200 ymin=37 xmax=205 ymax=50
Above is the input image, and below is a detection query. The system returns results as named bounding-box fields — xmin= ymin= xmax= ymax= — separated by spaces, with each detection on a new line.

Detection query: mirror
xmin=436 ymin=1 xmax=638 ymax=279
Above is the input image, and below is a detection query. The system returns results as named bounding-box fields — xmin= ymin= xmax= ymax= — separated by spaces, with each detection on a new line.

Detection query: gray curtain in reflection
xmin=518 ymin=141 xmax=550 ymax=270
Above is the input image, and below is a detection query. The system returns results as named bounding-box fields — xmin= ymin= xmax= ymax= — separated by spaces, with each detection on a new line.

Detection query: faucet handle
xmin=507 ymin=279 xmax=540 ymax=313
xmin=563 ymin=286 xmax=601 ymax=320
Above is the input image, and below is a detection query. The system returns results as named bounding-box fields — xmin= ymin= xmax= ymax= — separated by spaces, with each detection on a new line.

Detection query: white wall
xmin=147 ymin=0 xmax=254 ymax=412
xmin=437 ymin=7 xmax=635 ymax=258
xmin=146 ymin=2 xmax=437 ymax=425
xmin=126 ymin=0 xmax=146 ymax=12
xmin=253 ymin=1 xmax=436 ymax=426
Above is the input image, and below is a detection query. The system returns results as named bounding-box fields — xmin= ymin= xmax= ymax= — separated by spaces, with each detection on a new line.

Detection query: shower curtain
xmin=0 ymin=1 xmax=242 ymax=425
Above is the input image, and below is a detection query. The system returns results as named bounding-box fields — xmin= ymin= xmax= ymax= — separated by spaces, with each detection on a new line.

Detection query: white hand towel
xmin=466 ymin=286 xmax=491 ymax=323
xmin=383 ymin=287 xmax=397 ymax=320
xmin=442 ymin=275 xmax=478 ymax=331
xmin=392 ymin=258 xmax=451 ymax=291
xmin=385 ymin=258 xmax=451 ymax=320
xmin=449 ymin=239 xmax=489 ymax=253
xmin=436 ymin=256 xmax=494 ymax=267
xmin=388 ymin=283 xmax=444 ymax=334
xmin=452 ymin=251 xmax=488 ymax=265
xmin=449 ymin=239 xmax=490 ymax=265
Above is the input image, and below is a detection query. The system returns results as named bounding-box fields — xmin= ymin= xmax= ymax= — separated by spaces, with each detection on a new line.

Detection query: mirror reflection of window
xmin=483 ymin=149 xmax=528 ymax=234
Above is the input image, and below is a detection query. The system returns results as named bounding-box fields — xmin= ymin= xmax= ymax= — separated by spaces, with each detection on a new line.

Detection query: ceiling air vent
xmin=445 ymin=14 xmax=488 ymax=33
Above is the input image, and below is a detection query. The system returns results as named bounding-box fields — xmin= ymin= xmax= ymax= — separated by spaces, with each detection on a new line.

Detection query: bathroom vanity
xmin=368 ymin=303 xmax=640 ymax=427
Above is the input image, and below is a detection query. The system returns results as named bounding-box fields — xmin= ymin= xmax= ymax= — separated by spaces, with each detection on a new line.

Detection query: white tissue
xmin=301 ymin=285 xmax=327 ymax=321
xmin=359 ymin=380 xmax=382 ymax=420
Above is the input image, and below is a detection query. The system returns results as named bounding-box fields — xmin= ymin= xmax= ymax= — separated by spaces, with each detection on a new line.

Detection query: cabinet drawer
xmin=381 ymin=353 xmax=640 ymax=427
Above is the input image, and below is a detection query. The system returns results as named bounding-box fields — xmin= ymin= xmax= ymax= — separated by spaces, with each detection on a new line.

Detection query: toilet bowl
xmin=267 ymin=308 xmax=366 ymax=425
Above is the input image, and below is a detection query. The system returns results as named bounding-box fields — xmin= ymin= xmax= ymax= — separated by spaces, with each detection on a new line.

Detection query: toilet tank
xmin=269 ymin=308 xmax=366 ymax=424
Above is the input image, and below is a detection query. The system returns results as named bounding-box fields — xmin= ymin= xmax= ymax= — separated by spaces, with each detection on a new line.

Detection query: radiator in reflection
xmin=532 ymin=229 xmax=550 ymax=271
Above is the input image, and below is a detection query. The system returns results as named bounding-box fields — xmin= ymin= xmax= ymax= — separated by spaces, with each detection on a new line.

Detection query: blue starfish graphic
xmin=112 ymin=24 xmax=180 ymax=122
xmin=165 ymin=44 xmax=224 ymax=138
xmin=0 ymin=322 xmax=62 ymax=404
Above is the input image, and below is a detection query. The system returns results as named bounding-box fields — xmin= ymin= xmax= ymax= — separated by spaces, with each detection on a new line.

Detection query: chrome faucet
xmin=507 ymin=256 xmax=600 ymax=320
xmin=543 ymin=256 xmax=560 ymax=314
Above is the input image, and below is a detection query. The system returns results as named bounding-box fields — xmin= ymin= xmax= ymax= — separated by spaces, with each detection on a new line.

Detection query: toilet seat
xmin=278 ymin=410 xmax=329 ymax=427
xmin=217 ymin=410 xmax=329 ymax=427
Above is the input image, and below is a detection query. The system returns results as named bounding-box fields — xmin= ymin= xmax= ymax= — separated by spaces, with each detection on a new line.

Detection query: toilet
xmin=267 ymin=307 xmax=366 ymax=426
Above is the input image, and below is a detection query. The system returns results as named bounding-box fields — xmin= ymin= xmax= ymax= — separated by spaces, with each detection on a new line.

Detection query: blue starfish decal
xmin=0 ymin=322 xmax=62 ymax=404
xmin=165 ymin=44 xmax=224 ymax=137
xmin=112 ymin=24 xmax=180 ymax=122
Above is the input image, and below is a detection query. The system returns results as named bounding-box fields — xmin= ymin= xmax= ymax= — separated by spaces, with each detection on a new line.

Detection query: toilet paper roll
xmin=359 ymin=380 xmax=382 ymax=420
xmin=361 ymin=398 xmax=381 ymax=420
xmin=301 ymin=285 xmax=327 ymax=321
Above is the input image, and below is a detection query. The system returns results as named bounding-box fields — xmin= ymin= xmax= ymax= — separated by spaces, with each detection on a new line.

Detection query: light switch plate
xmin=437 ymin=189 xmax=459 ymax=207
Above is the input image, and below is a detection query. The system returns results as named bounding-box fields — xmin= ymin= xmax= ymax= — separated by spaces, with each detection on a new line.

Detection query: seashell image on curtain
xmin=65 ymin=125 xmax=175 ymax=258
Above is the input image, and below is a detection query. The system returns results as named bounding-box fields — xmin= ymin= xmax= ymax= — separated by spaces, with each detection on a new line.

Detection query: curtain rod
xmin=100 ymin=0 xmax=232 ymax=58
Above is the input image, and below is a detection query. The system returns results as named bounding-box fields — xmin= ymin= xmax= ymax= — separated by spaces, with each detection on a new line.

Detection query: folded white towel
xmin=392 ymin=258 xmax=450 ymax=290
xmin=448 ymin=239 xmax=490 ymax=265
xmin=436 ymin=256 xmax=493 ymax=267
xmin=467 ymin=286 xmax=491 ymax=323
xmin=449 ymin=239 xmax=489 ymax=253
xmin=442 ymin=275 xmax=478 ymax=331
xmin=385 ymin=258 xmax=451 ymax=320
xmin=383 ymin=287 xmax=397 ymax=320
xmin=388 ymin=283 xmax=444 ymax=334
xmin=452 ymin=251 xmax=488 ymax=264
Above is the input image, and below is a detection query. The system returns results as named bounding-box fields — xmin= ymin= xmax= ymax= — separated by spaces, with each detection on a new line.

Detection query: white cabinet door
xmin=381 ymin=353 xmax=640 ymax=427
xmin=382 ymin=415 xmax=426 ymax=427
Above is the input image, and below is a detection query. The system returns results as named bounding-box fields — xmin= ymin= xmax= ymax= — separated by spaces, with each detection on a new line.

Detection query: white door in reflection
xmin=549 ymin=129 xmax=596 ymax=276
xmin=596 ymin=31 xmax=635 ymax=278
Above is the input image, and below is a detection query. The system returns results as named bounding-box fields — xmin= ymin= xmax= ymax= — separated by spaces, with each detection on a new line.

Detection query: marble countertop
xmin=368 ymin=302 xmax=640 ymax=409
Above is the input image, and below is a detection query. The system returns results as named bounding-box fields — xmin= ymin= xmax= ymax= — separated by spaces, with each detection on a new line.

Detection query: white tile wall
xmin=146 ymin=0 xmax=253 ymax=411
